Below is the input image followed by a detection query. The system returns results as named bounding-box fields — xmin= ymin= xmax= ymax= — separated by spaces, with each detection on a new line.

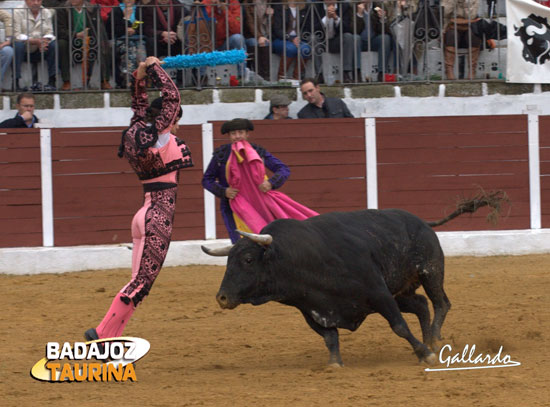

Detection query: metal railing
xmin=0 ymin=0 xmax=507 ymax=91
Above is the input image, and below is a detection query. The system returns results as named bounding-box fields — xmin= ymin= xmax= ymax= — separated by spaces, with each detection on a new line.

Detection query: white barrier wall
xmin=1 ymin=229 xmax=550 ymax=275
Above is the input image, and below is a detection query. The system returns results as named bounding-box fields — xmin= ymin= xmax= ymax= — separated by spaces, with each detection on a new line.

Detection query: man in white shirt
xmin=13 ymin=0 xmax=57 ymax=91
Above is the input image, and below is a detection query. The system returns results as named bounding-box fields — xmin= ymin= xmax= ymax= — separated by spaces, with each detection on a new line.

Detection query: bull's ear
xmin=236 ymin=230 xmax=273 ymax=246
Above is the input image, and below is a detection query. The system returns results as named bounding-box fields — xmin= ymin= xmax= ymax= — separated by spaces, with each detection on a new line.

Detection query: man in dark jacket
xmin=0 ymin=93 xmax=38 ymax=128
xmin=297 ymin=77 xmax=353 ymax=119
xmin=56 ymin=0 xmax=112 ymax=90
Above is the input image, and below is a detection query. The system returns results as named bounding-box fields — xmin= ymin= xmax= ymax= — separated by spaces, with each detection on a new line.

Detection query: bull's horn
xmin=237 ymin=230 xmax=273 ymax=246
xmin=201 ymin=244 xmax=233 ymax=256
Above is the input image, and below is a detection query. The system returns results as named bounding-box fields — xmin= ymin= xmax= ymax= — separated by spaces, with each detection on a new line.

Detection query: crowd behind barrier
xmin=0 ymin=0 xmax=522 ymax=92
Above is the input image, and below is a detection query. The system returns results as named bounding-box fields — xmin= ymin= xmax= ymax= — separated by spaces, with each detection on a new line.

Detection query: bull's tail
xmin=428 ymin=189 xmax=509 ymax=227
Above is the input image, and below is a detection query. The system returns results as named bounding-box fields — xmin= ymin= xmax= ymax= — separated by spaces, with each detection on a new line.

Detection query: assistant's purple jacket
xmin=201 ymin=143 xmax=290 ymax=243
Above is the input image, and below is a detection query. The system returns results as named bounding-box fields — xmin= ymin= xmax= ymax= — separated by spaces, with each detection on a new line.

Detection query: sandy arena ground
xmin=0 ymin=255 xmax=548 ymax=407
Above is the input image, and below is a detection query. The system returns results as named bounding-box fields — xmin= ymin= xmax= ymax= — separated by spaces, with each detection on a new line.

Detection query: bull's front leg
xmin=300 ymin=311 xmax=343 ymax=367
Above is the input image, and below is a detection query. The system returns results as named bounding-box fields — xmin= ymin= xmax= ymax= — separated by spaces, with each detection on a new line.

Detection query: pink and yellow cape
xmin=226 ymin=140 xmax=319 ymax=234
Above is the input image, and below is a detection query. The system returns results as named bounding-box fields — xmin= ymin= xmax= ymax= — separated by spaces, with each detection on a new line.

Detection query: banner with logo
xmin=506 ymin=0 xmax=550 ymax=83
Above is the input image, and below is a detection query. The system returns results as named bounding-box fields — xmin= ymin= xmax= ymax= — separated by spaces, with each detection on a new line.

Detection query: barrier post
xmin=202 ymin=123 xmax=216 ymax=239
xmin=38 ymin=127 xmax=54 ymax=246
xmin=365 ymin=117 xmax=378 ymax=209
xmin=524 ymin=106 xmax=541 ymax=229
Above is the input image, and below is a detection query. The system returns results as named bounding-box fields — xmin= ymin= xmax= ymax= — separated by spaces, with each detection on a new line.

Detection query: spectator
xmin=0 ymin=9 xmax=14 ymax=92
xmin=202 ymin=0 xmax=245 ymax=56
xmin=90 ymin=0 xmax=119 ymax=21
xmin=142 ymin=0 xmax=184 ymax=58
xmin=242 ymin=0 xmax=272 ymax=81
xmin=0 ymin=92 xmax=38 ymax=128
xmin=56 ymin=0 xmax=113 ymax=90
xmin=106 ymin=0 xmax=147 ymax=88
xmin=312 ymin=0 xmax=362 ymax=83
xmin=272 ymin=0 xmax=311 ymax=80
xmin=12 ymin=0 xmax=57 ymax=92
xmin=441 ymin=0 xmax=481 ymax=80
xmin=358 ymin=0 xmax=395 ymax=81
xmin=202 ymin=118 xmax=318 ymax=243
xmin=264 ymin=93 xmax=292 ymax=119
xmin=297 ymin=76 xmax=353 ymax=118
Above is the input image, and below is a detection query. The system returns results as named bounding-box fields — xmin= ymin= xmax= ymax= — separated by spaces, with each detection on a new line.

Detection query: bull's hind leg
xmin=369 ymin=292 xmax=436 ymax=365
xmin=419 ymin=264 xmax=451 ymax=350
xmin=300 ymin=311 xmax=343 ymax=367
xmin=395 ymin=294 xmax=431 ymax=346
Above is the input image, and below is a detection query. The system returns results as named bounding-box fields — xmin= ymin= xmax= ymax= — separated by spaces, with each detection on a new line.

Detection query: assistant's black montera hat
xmin=221 ymin=118 xmax=254 ymax=134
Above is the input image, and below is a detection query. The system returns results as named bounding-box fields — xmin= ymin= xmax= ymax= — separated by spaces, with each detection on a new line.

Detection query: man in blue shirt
xmin=0 ymin=93 xmax=38 ymax=128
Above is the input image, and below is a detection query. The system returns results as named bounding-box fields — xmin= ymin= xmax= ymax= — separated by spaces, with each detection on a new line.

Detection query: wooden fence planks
xmin=0 ymin=129 xmax=43 ymax=247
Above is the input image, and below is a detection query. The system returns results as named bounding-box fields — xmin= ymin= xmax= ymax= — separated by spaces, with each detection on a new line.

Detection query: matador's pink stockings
xmin=95 ymin=293 xmax=135 ymax=338
xmin=95 ymin=205 xmax=147 ymax=338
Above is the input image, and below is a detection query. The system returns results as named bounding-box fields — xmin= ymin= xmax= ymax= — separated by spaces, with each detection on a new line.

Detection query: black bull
xmin=202 ymin=195 xmax=505 ymax=366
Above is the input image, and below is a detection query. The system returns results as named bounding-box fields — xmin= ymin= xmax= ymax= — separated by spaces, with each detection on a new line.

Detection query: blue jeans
xmin=361 ymin=32 xmax=394 ymax=74
xmin=0 ymin=45 xmax=14 ymax=84
xmin=272 ymin=38 xmax=311 ymax=59
xmin=14 ymin=40 xmax=57 ymax=81
xmin=217 ymin=33 xmax=247 ymax=76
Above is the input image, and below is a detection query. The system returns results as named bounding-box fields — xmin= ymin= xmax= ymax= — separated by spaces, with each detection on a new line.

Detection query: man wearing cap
xmin=264 ymin=94 xmax=292 ymax=120
xmin=202 ymin=118 xmax=318 ymax=243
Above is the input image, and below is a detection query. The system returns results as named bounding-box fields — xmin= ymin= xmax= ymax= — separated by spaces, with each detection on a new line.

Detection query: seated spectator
xmin=56 ymin=0 xmax=112 ymax=90
xmin=242 ymin=0 xmax=272 ymax=81
xmin=13 ymin=0 xmax=57 ymax=92
xmin=297 ymin=77 xmax=353 ymax=118
xmin=106 ymin=0 xmax=147 ymax=88
xmin=312 ymin=0 xmax=362 ymax=83
xmin=441 ymin=0 xmax=481 ymax=80
xmin=264 ymin=94 xmax=292 ymax=120
xmin=0 ymin=9 xmax=15 ymax=92
xmin=142 ymin=0 xmax=184 ymax=58
xmin=90 ymin=0 xmax=119 ymax=21
xmin=272 ymin=0 xmax=311 ymax=80
xmin=358 ymin=0 xmax=395 ymax=82
xmin=0 ymin=92 xmax=38 ymax=128
xmin=202 ymin=0 xmax=246 ymax=75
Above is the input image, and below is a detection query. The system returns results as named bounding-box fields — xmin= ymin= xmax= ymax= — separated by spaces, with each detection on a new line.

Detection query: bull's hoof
xmin=421 ymin=352 xmax=437 ymax=366
xmin=430 ymin=339 xmax=444 ymax=353
xmin=328 ymin=362 xmax=343 ymax=368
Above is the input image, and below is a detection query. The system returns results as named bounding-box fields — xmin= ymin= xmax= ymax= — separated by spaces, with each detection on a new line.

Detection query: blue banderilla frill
xmin=161 ymin=49 xmax=247 ymax=69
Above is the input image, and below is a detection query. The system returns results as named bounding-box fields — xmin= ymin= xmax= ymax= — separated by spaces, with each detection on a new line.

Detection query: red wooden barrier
xmin=0 ymin=128 xmax=42 ymax=247
xmin=376 ymin=116 xmax=530 ymax=231
xmin=0 ymin=115 xmax=539 ymax=248
xmin=540 ymin=115 xmax=550 ymax=228
xmin=51 ymin=125 xmax=204 ymax=246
